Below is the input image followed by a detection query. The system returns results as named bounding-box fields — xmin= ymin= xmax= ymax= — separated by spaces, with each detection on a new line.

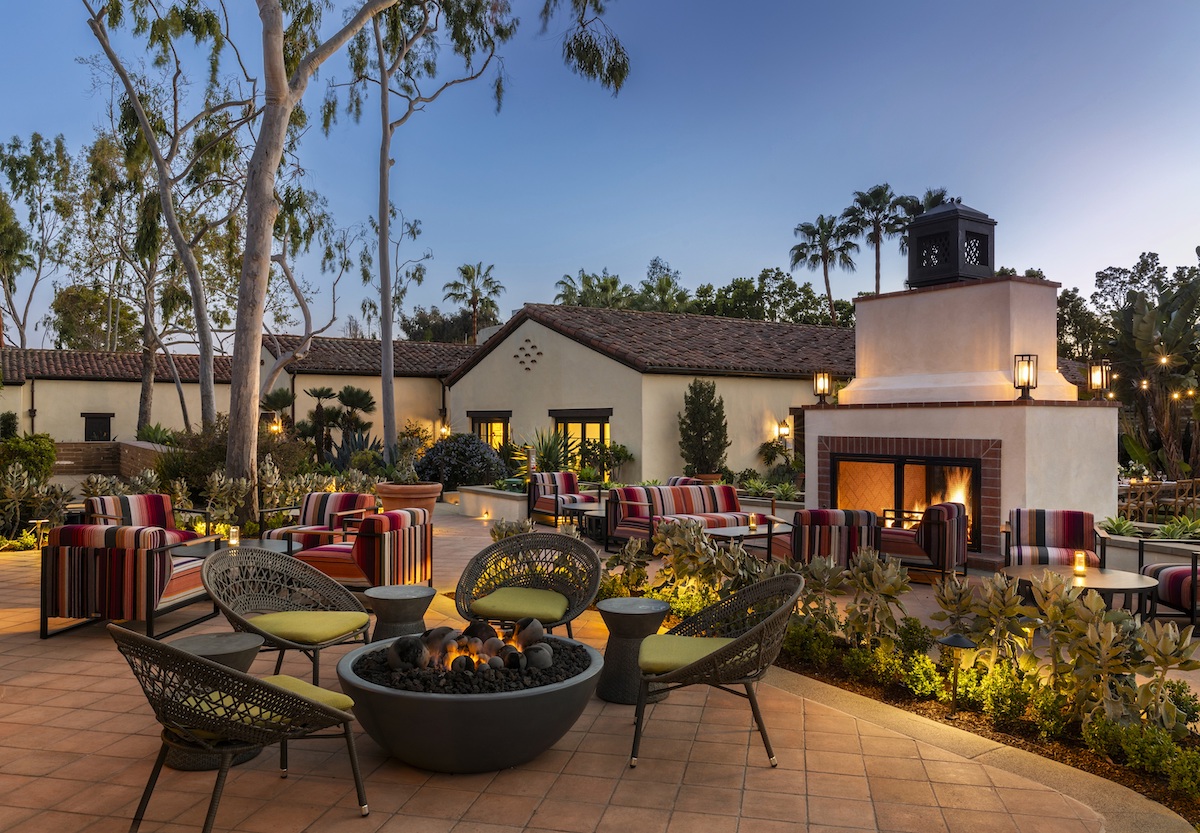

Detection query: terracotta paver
xmin=0 ymin=503 xmax=1116 ymax=832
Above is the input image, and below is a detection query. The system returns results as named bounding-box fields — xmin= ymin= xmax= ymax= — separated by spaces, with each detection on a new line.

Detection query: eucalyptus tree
xmin=0 ymin=133 xmax=75 ymax=348
xmin=789 ymin=214 xmax=859 ymax=324
xmin=841 ymin=184 xmax=905 ymax=295
xmin=443 ymin=262 xmax=504 ymax=344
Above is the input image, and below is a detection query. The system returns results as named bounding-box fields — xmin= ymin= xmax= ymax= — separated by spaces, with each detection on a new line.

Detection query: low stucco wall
xmin=458 ymin=486 xmax=528 ymax=521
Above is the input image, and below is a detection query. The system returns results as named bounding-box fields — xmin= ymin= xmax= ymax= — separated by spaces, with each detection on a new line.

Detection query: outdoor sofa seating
xmin=665 ymin=476 xmax=703 ymax=486
xmin=1138 ymin=537 xmax=1200 ymax=624
xmin=605 ymin=484 xmax=765 ymax=549
xmin=879 ymin=502 xmax=969 ymax=578
xmin=293 ymin=508 xmax=434 ymax=588
xmin=40 ymin=523 xmax=220 ymax=638
xmin=1002 ymin=508 xmax=1107 ymax=568
xmin=767 ymin=508 xmax=881 ymax=566
xmin=259 ymin=491 xmax=377 ymax=552
xmin=86 ymin=493 xmax=211 ymax=543
xmin=528 ymin=471 xmax=598 ymax=527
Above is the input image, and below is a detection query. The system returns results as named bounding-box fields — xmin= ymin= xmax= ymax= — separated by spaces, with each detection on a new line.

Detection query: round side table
xmin=596 ymin=597 xmax=671 ymax=705
xmin=366 ymin=585 xmax=438 ymax=642
xmin=165 ymin=632 xmax=265 ymax=771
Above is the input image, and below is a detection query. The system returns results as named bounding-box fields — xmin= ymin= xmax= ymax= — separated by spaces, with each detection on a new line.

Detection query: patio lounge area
xmin=0 ymin=504 xmax=1187 ymax=833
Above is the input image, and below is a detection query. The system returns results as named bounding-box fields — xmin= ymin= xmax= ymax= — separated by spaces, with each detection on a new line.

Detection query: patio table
xmin=1000 ymin=563 xmax=1156 ymax=614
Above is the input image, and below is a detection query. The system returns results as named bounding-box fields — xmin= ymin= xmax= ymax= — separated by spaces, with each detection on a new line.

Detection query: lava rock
xmin=386 ymin=636 xmax=429 ymax=671
xmin=524 ymin=642 xmax=554 ymax=670
xmin=487 ymin=655 xmax=505 ymax=670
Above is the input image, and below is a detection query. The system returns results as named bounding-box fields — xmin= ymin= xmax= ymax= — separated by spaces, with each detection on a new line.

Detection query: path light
xmin=937 ymin=632 xmax=977 ymax=715
xmin=813 ymin=371 xmax=832 ymax=405
xmin=1013 ymin=354 xmax=1038 ymax=400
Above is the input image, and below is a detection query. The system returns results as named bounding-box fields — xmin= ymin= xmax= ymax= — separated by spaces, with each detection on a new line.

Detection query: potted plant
xmin=677 ymin=379 xmax=730 ymax=483
xmin=376 ymin=423 xmax=443 ymax=513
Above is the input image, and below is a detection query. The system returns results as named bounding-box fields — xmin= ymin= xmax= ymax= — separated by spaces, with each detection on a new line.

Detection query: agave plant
xmin=127 ymin=468 xmax=161 ymax=495
xmin=1100 ymin=515 xmax=1140 ymax=536
xmin=1136 ymin=621 xmax=1200 ymax=737
xmin=795 ymin=555 xmax=846 ymax=635
xmin=490 ymin=518 xmax=535 ymax=542
xmin=1154 ymin=515 xmax=1200 ymax=540
xmin=772 ymin=482 xmax=799 ymax=502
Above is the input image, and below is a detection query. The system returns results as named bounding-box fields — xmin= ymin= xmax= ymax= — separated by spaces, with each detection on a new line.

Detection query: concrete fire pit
xmin=336 ymin=637 xmax=603 ymax=773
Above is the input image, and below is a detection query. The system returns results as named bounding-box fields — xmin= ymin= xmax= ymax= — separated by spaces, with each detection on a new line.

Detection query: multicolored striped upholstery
xmin=85 ymin=494 xmax=201 ymax=546
xmin=772 ymin=509 xmax=880 ymax=566
xmin=293 ymin=508 xmax=434 ymax=587
xmin=666 ymin=476 xmax=703 ymax=486
xmin=879 ymin=503 xmax=968 ymax=577
xmin=607 ymin=485 xmax=752 ymax=542
xmin=262 ymin=492 xmax=377 ymax=550
xmin=41 ymin=524 xmax=206 ymax=626
xmin=528 ymin=472 xmax=597 ymax=525
xmin=1004 ymin=509 xmax=1100 ymax=567
xmin=1142 ymin=561 xmax=1198 ymax=621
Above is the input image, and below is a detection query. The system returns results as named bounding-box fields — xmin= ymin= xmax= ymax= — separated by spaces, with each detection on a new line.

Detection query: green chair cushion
xmin=250 ymin=610 xmax=369 ymax=644
xmin=262 ymin=674 xmax=354 ymax=712
xmin=638 ymin=634 xmax=737 ymax=675
xmin=470 ymin=587 xmax=570 ymax=624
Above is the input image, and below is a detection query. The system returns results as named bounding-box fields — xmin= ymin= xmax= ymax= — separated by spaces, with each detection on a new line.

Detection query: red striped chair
xmin=666 ymin=476 xmax=703 ymax=486
xmin=86 ymin=494 xmax=209 ymax=545
xmin=40 ymin=524 xmax=215 ymax=638
xmin=1139 ymin=538 xmax=1200 ymax=624
xmin=260 ymin=492 xmax=377 ymax=552
xmin=606 ymin=484 xmax=756 ymax=549
xmin=1003 ymin=508 xmax=1106 ymax=568
xmin=769 ymin=509 xmax=880 ymax=566
xmin=880 ymin=502 xmax=969 ymax=579
xmin=293 ymin=509 xmax=434 ymax=588
xmin=528 ymin=472 xmax=597 ymax=527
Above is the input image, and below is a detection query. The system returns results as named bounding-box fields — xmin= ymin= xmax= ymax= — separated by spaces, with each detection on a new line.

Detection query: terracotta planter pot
xmin=694 ymin=473 xmax=722 ymax=485
xmin=376 ymin=481 xmax=443 ymax=514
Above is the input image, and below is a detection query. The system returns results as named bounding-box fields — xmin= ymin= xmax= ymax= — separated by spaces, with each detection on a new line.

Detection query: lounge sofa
xmin=606 ymin=484 xmax=764 ymax=549
xmin=528 ymin=472 xmax=598 ymax=527
xmin=293 ymin=508 xmax=434 ymax=588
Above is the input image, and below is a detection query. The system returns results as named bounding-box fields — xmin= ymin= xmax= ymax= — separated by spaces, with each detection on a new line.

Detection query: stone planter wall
xmin=459 ymin=485 xmax=528 ymax=521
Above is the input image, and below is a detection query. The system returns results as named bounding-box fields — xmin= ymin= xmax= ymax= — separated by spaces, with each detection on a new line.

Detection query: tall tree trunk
xmin=375 ymin=17 xmax=397 ymax=465
xmin=874 ymin=238 xmax=882 ymax=296
xmin=137 ymin=320 xmax=154 ymax=432
xmin=823 ymin=260 xmax=835 ymax=324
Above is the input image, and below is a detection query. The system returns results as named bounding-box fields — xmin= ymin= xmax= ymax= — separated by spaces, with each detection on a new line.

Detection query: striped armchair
xmin=260 ymin=491 xmax=377 ymax=552
xmin=40 ymin=524 xmax=214 ymax=639
xmin=293 ymin=508 xmax=434 ymax=588
xmin=666 ymin=476 xmax=703 ymax=486
xmin=85 ymin=494 xmax=209 ymax=545
xmin=770 ymin=509 xmax=880 ymax=566
xmin=1003 ymin=508 xmax=1106 ymax=568
xmin=528 ymin=472 xmax=597 ymax=527
xmin=879 ymin=502 xmax=968 ymax=578
xmin=606 ymin=484 xmax=754 ymax=547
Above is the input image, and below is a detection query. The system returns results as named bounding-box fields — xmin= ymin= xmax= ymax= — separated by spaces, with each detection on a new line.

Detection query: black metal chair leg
xmin=280 ymin=738 xmax=288 ymax=778
xmin=745 ymin=682 xmax=777 ymax=767
xmin=201 ymin=753 xmax=234 ymax=833
xmin=274 ymin=649 xmax=286 ymax=675
xmin=311 ymin=650 xmax=320 ymax=685
xmin=630 ymin=677 xmax=649 ymax=767
xmin=344 ymin=723 xmax=369 ymax=816
xmin=130 ymin=742 xmax=169 ymax=833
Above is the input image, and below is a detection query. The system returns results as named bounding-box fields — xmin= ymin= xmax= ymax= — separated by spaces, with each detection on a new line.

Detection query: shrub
xmin=869 ymin=647 xmax=905 ymax=687
xmin=415 ymin=433 xmax=505 ymax=491
xmin=939 ymin=664 xmax=986 ymax=711
xmin=902 ymin=653 xmax=943 ymax=699
xmin=677 ymin=379 xmax=730 ymax=475
xmin=980 ymin=662 xmax=1031 ymax=727
xmin=897 ymin=616 xmax=935 ymax=657
xmin=1167 ymin=748 xmax=1200 ymax=797
xmin=1081 ymin=715 xmax=1126 ymax=761
xmin=783 ymin=618 xmax=835 ymax=670
xmin=1165 ymin=679 xmax=1200 ymax=730
xmin=0 ymin=412 xmax=18 ymax=439
xmin=489 ymin=518 xmax=534 ymax=542
xmin=841 ymin=646 xmax=872 ymax=680
xmin=136 ymin=423 xmax=176 ymax=444
xmin=1029 ymin=686 xmax=1070 ymax=740
xmin=1120 ymin=723 xmax=1177 ymax=774
xmin=0 ymin=434 xmax=56 ymax=483
xmin=1099 ymin=515 xmax=1139 ymax=536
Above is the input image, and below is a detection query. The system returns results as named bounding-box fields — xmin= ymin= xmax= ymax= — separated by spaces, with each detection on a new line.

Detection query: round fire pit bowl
xmin=336 ymin=637 xmax=603 ymax=773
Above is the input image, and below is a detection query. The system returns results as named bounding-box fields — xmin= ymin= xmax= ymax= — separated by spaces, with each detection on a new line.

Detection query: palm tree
xmin=896 ymin=187 xmax=951 ymax=254
xmin=304 ymin=386 xmax=337 ymax=460
xmin=443 ymin=262 xmax=504 ymax=344
xmin=789 ymin=215 xmax=859 ymax=324
xmin=841 ymin=184 xmax=906 ymax=295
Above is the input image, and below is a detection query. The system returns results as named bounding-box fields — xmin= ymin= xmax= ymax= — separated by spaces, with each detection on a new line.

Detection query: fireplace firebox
xmin=831 ymin=453 xmax=982 ymax=552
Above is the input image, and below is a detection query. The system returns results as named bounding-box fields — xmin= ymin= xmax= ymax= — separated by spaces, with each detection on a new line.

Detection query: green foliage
xmin=1120 ymin=722 xmax=1177 ymax=775
xmin=980 ymin=662 xmax=1031 ymax=727
xmin=840 ymin=646 xmax=872 ymax=680
xmin=772 ymin=482 xmax=799 ymax=501
xmin=0 ymin=413 xmax=16 ymax=440
xmin=415 ymin=433 xmax=506 ymax=491
xmin=931 ymin=574 xmax=975 ymax=638
xmin=327 ymin=428 xmax=381 ymax=470
xmin=842 ymin=549 xmax=911 ymax=651
xmin=741 ymin=478 xmax=771 ymax=497
xmin=579 ymin=440 xmax=634 ymax=480
xmin=528 ymin=428 xmax=577 ymax=474
xmin=869 ymin=646 xmax=905 ymax=687
xmin=1167 ymin=749 xmax=1200 ymax=798
xmin=783 ymin=617 xmax=835 ymax=669
xmin=489 ymin=518 xmax=534 ymax=542
xmin=795 ymin=555 xmax=845 ymax=634
xmin=1165 ymin=679 xmax=1200 ymax=729
xmin=1154 ymin=516 xmax=1200 ymax=539
xmin=202 ymin=470 xmax=251 ymax=524
xmin=938 ymin=664 xmax=987 ymax=712
xmin=1099 ymin=515 xmax=1139 ymax=536
xmin=970 ymin=573 xmax=1035 ymax=667
xmin=0 ymin=434 xmax=55 ymax=483
xmin=1135 ymin=621 xmax=1200 ymax=737
xmin=136 ymin=423 xmax=176 ymax=444
xmin=1082 ymin=715 xmax=1126 ymax=761
xmin=598 ymin=538 xmax=651 ymax=601
xmin=677 ymin=379 xmax=730 ymax=475
xmin=897 ymin=616 xmax=935 ymax=657
xmin=902 ymin=653 xmax=943 ymax=699
xmin=644 ymin=582 xmax=718 ymax=621
xmin=1029 ymin=686 xmax=1070 ymax=740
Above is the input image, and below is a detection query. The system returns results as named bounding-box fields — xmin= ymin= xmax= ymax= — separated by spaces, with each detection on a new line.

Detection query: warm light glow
xmin=1106 ymin=391 xmax=1115 ymax=400
xmin=228 ymin=526 xmax=240 ymax=547
xmin=777 ymin=421 xmax=791 ymax=438
xmin=1173 ymin=391 xmax=1181 ymax=400
xmin=1160 ymin=355 xmax=1170 ymax=365
xmin=813 ymin=371 xmax=832 ymax=402
xmin=1140 ymin=379 xmax=1150 ymax=391
xmin=1013 ymin=354 xmax=1038 ymax=399
xmin=439 ymin=424 xmax=450 ymax=437
xmin=1087 ymin=359 xmax=1111 ymax=392
xmin=269 ymin=416 xmax=283 ymax=434
xmin=907 ymin=467 xmax=972 ymax=522
xmin=748 ymin=514 xmax=758 ymax=532
xmin=482 ymin=510 xmax=490 ymax=520
xmin=1073 ymin=550 xmax=1087 ymax=576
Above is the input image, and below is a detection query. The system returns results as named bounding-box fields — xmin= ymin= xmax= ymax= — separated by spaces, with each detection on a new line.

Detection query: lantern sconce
xmin=777 ymin=420 xmax=791 ymax=440
xmin=1087 ymin=359 xmax=1111 ymax=393
xmin=1013 ymin=354 xmax=1038 ymax=401
xmin=813 ymin=371 xmax=832 ymax=405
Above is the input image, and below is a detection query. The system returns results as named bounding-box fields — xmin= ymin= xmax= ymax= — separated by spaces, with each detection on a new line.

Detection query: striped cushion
xmin=1143 ymin=563 xmax=1198 ymax=611
xmin=878 ymin=503 xmax=967 ymax=570
xmin=1010 ymin=546 xmax=1100 ymax=567
xmin=262 ymin=492 xmax=376 ymax=550
xmin=531 ymin=472 xmax=579 ymax=498
xmin=43 ymin=525 xmax=173 ymax=620
xmin=788 ymin=510 xmax=879 ymax=566
xmin=532 ymin=493 xmax=597 ymax=514
xmin=666 ymin=476 xmax=702 ymax=486
xmin=608 ymin=485 xmax=746 ymax=542
xmin=1009 ymin=509 xmax=1095 ymax=550
xmin=294 ymin=509 xmax=433 ymax=587
xmin=653 ymin=512 xmax=750 ymax=531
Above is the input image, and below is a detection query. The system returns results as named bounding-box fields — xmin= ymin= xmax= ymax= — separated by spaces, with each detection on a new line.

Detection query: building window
xmin=467 ymin=410 xmax=511 ymax=450
xmin=550 ymin=408 xmax=613 ymax=473
xmin=82 ymin=413 xmax=114 ymax=442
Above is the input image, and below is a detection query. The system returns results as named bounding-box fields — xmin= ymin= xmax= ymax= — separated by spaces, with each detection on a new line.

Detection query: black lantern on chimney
xmin=905 ymin=202 xmax=997 ymax=288
xmin=1014 ymin=354 xmax=1038 ymax=400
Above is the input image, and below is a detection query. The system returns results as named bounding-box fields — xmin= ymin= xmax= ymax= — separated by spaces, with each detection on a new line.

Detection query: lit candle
xmin=1073 ymin=550 xmax=1087 ymax=576
xmin=748 ymin=514 xmax=758 ymax=532
xmin=228 ymin=525 xmax=240 ymax=547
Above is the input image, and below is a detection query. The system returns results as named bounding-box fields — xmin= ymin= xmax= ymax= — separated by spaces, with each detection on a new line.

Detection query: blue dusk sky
xmin=3 ymin=1 xmax=1199 ymax=344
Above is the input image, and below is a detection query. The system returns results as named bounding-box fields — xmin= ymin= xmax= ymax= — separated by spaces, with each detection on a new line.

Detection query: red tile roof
xmin=446 ymin=304 xmax=857 ymax=385
xmin=264 ymin=335 xmax=476 ymax=377
xmin=1 ymin=349 xmax=235 ymax=384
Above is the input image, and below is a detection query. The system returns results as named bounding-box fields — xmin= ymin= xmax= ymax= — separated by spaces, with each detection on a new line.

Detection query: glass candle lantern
xmin=229 ymin=525 xmax=240 ymax=547
xmin=1073 ymin=549 xmax=1087 ymax=576
xmin=747 ymin=515 xmax=757 ymax=532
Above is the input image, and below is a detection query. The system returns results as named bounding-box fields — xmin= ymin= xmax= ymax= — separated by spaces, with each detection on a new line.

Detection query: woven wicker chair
xmin=108 ymin=624 xmax=367 ymax=833
xmin=201 ymin=547 xmax=369 ymax=685
xmin=455 ymin=532 xmax=601 ymax=639
xmin=629 ymin=572 xmax=804 ymax=768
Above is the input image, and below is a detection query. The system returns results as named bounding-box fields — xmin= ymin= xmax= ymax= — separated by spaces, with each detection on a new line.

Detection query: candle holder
xmin=747 ymin=515 xmax=758 ymax=532
xmin=228 ymin=525 xmax=241 ymax=547
xmin=1073 ymin=549 xmax=1087 ymax=576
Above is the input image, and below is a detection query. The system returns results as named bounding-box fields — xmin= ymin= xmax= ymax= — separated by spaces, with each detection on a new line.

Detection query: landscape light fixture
xmin=936 ymin=632 xmax=977 ymax=714
xmin=813 ymin=371 xmax=832 ymax=405
xmin=1087 ymin=359 xmax=1111 ymax=392
xmin=1013 ymin=354 xmax=1038 ymax=400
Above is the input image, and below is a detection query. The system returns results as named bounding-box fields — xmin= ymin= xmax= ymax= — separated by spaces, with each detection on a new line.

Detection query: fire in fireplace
xmin=831 ymin=453 xmax=981 ymax=551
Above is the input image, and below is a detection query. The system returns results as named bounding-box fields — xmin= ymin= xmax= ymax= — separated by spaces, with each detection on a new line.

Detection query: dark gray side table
xmin=596 ymin=597 xmax=671 ymax=704
xmin=366 ymin=585 xmax=437 ymax=642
